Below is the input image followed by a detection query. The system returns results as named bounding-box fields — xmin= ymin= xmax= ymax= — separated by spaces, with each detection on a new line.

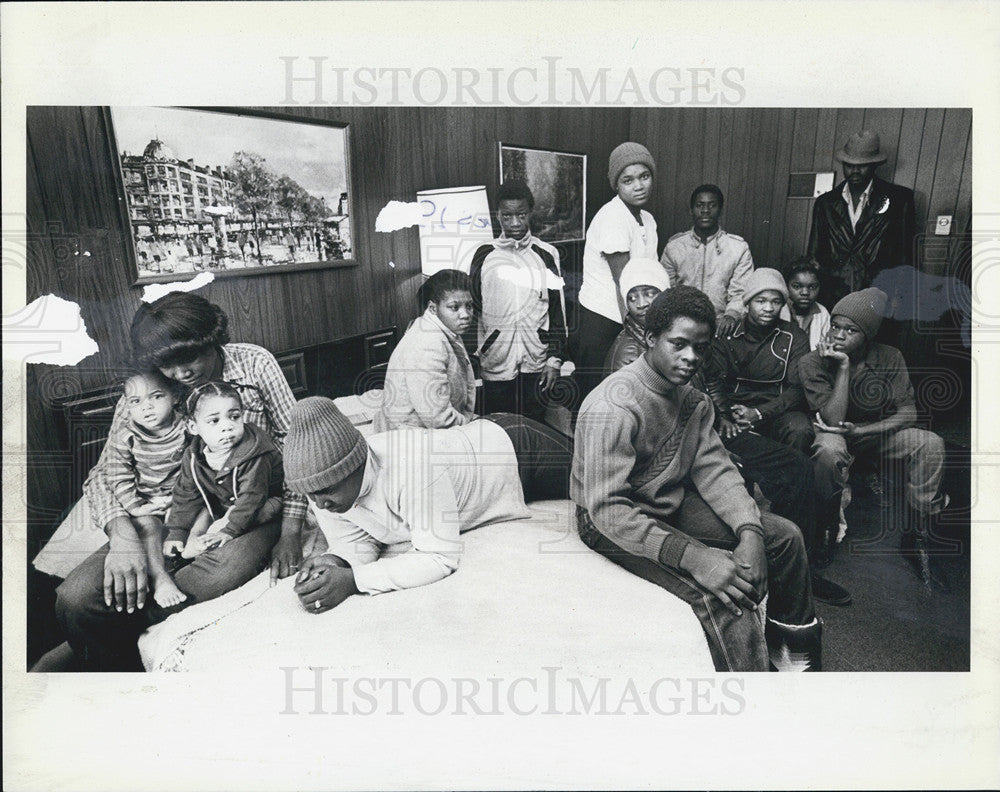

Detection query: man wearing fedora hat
xmin=808 ymin=130 xmax=916 ymax=308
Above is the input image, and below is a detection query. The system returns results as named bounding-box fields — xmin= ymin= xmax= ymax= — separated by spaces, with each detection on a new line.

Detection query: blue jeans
xmin=577 ymin=492 xmax=814 ymax=672
xmin=55 ymin=520 xmax=280 ymax=671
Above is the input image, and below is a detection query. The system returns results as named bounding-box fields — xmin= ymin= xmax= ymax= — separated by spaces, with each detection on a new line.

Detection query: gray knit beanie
xmin=742 ymin=267 xmax=789 ymax=305
xmin=832 ymin=287 xmax=889 ymax=340
xmin=284 ymin=397 xmax=368 ymax=494
xmin=608 ymin=142 xmax=656 ymax=190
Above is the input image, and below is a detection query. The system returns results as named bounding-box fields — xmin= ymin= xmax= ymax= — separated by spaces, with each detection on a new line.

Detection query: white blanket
xmin=36 ymin=393 xmax=715 ymax=676
xmin=138 ymin=500 xmax=714 ymax=675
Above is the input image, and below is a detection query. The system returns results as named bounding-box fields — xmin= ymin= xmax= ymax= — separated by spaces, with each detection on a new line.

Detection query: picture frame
xmin=498 ymin=143 xmax=586 ymax=243
xmin=106 ymin=106 xmax=355 ymax=284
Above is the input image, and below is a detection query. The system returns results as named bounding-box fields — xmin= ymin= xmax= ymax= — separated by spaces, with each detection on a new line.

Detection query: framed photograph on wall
xmin=106 ymin=106 xmax=355 ymax=284
xmin=499 ymin=143 xmax=586 ymax=243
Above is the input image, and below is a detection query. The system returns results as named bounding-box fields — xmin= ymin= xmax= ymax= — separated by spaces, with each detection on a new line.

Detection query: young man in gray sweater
xmin=571 ymin=286 xmax=821 ymax=671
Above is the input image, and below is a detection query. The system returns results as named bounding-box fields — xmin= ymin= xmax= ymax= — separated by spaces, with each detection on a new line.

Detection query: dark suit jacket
xmin=807 ymin=176 xmax=916 ymax=308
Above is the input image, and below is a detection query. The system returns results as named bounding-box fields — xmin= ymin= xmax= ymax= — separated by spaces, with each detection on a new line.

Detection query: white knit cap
xmin=619 ymin=258 xmax=670 ymax=301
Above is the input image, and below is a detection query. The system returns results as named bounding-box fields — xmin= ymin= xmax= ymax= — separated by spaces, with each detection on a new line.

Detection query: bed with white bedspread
xmin=34 ymin=394 xmax=716 ymax=674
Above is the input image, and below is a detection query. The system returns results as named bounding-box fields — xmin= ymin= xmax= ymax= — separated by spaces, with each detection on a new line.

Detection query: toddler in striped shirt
xmin=105 ymin=370 xmax=189 ymax=607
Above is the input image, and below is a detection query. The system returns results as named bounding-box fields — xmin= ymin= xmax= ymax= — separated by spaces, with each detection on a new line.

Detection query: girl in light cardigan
xmin=375 ymin=269 xmax=478 ymax=432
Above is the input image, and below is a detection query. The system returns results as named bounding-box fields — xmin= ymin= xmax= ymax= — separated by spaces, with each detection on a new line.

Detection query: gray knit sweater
xmin=571 ymin=354 xmax=763 ymax=569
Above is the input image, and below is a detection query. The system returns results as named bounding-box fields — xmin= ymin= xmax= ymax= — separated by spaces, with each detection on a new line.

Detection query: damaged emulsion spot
xmin=141 ymin=271 xmax=215 ymax=303
xmin=375 ymin=200 xmax=425 ymax=233
xmin=492 ymin=264 xmax=565 ymax=292
xmin=2 ymin=294 xmax=99 ymax=366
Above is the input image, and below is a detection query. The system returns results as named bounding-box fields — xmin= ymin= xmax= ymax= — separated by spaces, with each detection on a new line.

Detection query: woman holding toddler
xmin=44 ymin=292 xmax=303 ymax=671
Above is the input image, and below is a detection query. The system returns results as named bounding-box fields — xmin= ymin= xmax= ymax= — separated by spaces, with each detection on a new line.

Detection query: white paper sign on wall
xmin=416 ymin=185 xmax=494 ymax=276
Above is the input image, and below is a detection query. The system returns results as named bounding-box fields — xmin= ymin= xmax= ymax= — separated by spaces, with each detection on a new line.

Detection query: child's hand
xmin=182 ymin=533 xmax=230 ymax=559
xmin=818 ymin=338 xmax=849 ymax=366
xmin=163 ymin=540 xmax=185 ymax=558
xmin=131 ymin=501 xmax=163 ymax=517
xmin=149 ymin=494 xmax=173 ymax=512
xmin=205 ymin=517 xmax=230 ymax=535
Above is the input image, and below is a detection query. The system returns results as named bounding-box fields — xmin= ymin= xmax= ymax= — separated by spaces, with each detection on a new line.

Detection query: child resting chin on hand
xmin=164 ymin=381 xmax=284 ymax=563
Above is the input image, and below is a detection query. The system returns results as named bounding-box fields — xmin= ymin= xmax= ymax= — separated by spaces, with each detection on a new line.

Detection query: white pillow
xmin=33 ymin=498 xmax=108 ymax=579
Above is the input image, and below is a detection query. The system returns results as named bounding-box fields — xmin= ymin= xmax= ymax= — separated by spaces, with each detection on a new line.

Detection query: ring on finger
xmin=314 ymin=600 xmax=322 ymax=610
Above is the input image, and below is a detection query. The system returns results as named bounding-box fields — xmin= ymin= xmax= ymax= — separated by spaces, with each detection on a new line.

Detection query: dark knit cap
xmin=742 ymin=267 xmax=789 ymax=305
xmin=831 ymin=287 xmax=889 ymax=340
xmin=284 ymin=397 xmax=368 ymax=494
xmin=608 ymin=142 xmax=656 ymax=190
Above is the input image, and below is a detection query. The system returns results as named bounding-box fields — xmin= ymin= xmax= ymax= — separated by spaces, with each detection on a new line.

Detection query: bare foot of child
xmin=152 ymin=576 xmax=188 ymax=608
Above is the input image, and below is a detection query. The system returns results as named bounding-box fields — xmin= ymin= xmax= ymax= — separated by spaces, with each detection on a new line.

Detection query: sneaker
xmin=810 ymin=572 xmax=852 ymax=606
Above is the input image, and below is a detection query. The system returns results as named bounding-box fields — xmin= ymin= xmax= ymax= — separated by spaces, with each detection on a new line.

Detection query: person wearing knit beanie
xmin=605 ymin=258 xmax=671 ymax=375
xmin=573 ymin=143 xmax=659 ymax=403
xmin=618 ymin=257 xmax=670 ymax=303
xmin=607 ymin=142 xmax=657 ymax=191
xmin=742 ymin=267 xmax=789 ymax=306
xmin=803 ymin=285 xmax=950 ymax=591
xmin=830 ymin=287 xmax=888 ymax=341
xmin=285 ymin=397 xmax=368 ymax=500
xmin=706 ymin=263 xmax=853 ymax=605
xmin=284 ymin=396 xmax=574 ymax=614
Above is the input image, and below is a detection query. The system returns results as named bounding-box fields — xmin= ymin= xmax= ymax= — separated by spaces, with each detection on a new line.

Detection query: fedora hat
xmin=836 ymin=130 xmax=888 ymax=165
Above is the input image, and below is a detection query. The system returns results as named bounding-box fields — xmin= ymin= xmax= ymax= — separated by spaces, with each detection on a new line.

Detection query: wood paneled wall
xmin=631 ymin=107 xmax=972 ymax=276
xmin=24 ymin=106 xmax=629 ymax=541
xmin=25 ymin=106 xmax=971 ymax=544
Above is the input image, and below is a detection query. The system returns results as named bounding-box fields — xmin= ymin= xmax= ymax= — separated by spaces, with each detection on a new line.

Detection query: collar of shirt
xmin=688 ymin=227 xmax=725 ymax=250
xmin=128 ymin=413 xmax=185 ymax=443
xmin=854 ymin=342 xmax=886 ymax=373
xmin=423 ymin=308 xmax=460 ymax=342
xmin=842 ymin=179 xmax=874 ymax=229
xmin=495 ymin=232 xmax=533 ymax=252
xmin=354 ymin=447 xmax=378 ymax=503
xmin=203 ymin=445 xmax=231 ymax=471
xmin=349 ymin=446 xmax=397 ymax=533
xmin=612 ymin=194 xmax=646 ymax=226
xmin=731 ymin=318 xmax=779 ymax=342
xmin=623 ymin=313 xmax=648 ymax=344
xmin=632 ymin=354 xmax=678 ymax=396
xmin=841 ymin=178 xmax=874 ymax=205
xmin=218 ymin=345 xmax=264 ymax=393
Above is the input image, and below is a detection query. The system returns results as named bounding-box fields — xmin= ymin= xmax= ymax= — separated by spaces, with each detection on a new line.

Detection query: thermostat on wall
xmin=788 ymin=172 xmax=835 ymax=198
